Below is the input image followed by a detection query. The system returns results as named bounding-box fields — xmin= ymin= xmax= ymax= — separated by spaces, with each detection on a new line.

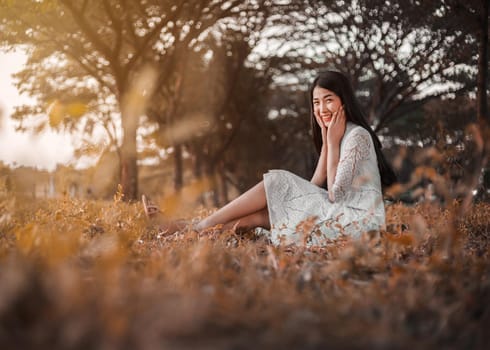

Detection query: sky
xmin=0 ymin=49 xmax=74 ymax=171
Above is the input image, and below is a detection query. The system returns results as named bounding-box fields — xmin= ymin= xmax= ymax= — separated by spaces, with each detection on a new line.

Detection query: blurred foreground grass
xmin=0 ymin=193 xmax=489 ymax=349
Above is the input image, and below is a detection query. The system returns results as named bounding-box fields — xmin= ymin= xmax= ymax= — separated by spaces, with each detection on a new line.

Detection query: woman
xmin=143 ymin=70 xmax=396 ymax=246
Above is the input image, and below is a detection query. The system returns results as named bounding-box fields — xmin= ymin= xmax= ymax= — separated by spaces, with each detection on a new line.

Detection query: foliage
xmin=261 ymin=0 xmax=478 ymax=132
xmin=0 ymin=0 xmax=299 ymax=199
xmin=1 ymin=0 xmax=487 ymax=201
xmin=0 ymin=191 xmax=489 ymax=348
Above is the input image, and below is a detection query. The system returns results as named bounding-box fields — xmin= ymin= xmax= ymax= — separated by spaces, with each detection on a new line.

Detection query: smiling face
xmin=312 ymin=86 xmax=343 ymax=128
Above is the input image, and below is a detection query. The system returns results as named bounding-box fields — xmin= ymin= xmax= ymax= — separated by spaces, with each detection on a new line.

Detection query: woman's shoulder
xmin=341 ymin=123 xmax=374 ymax=156
xmin=341 ymin=123 xmax=373 ymax=152
xmin=345 ymin=122 xmax=370 ymax=138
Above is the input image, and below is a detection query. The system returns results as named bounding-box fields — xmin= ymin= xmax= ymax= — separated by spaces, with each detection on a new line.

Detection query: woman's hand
xmin=319 ymin=117 xmax=329 ymax=148
xmin=326 ymin=105 xmax=346 ymax=146
xmin=325 ymin=106 xmax=345 ymax=201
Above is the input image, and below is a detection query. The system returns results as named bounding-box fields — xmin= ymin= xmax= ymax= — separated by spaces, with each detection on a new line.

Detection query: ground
xmin=0 ymin=194 xmax=489 ymax=349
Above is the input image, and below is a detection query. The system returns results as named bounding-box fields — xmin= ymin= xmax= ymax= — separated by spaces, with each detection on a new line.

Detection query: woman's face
xmin=312 ymin=86 xmax=343 ymax=128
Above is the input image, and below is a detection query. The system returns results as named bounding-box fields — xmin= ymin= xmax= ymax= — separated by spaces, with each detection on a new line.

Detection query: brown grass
xmin=0 ymin=194 xmax=489 ymax=349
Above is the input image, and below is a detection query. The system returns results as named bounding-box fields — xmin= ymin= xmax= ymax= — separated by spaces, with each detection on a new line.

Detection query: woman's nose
xmin=320 ymin=102 xmax=329 ymax=113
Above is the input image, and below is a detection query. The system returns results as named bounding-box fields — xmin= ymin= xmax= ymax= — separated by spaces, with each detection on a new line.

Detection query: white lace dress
xmin=263 ymin=122 xmax=385 ymax=247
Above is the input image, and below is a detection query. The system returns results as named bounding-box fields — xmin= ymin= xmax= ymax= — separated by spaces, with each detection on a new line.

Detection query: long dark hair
xmin=309 ymin=70 xmax=397 ymax=188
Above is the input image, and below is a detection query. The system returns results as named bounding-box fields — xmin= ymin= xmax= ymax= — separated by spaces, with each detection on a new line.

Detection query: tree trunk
xmin=204 ymin=162 xmax=220 ymax=207
xmin=193 ymin=141 xmax=203 ymax=180
xmin=476 ymin=0 xmax=489 ymax=127
xmin=192 ymin=142 xmax=206 ymax=205
xmin=174 ymin=143 xmax=183 ymax=192
xmin=211 ymin=172 xmax=220 ymax=208
xmin=120 ymin=112 xmax=138 ymax=201
xmin=219 ymin=163 xmax=229 ymax=205
xmin=477 ymin=0 xmax=489 ymax=200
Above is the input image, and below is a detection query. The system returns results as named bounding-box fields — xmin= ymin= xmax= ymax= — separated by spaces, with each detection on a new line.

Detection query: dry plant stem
xmin=197 ymin=181 xmax=270 ymax=230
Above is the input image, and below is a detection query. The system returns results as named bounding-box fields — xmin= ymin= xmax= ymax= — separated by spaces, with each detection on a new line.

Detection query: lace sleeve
xmin=330 ymin=127 xmax=371 ymax=202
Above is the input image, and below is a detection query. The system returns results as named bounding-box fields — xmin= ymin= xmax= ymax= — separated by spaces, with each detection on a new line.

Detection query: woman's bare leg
xmin=144 ymin=181 xmax=269 ymax=234
xmin=157 ymin=208 xmax=270 ymax=236
xmin=222 ymin=208 xmax=270 ymax=231
xmin=196 ymin=181 xmax=267 ymax=230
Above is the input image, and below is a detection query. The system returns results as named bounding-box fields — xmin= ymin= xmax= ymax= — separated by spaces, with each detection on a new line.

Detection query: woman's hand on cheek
xmin=316 ymin=115 xmax=328 ymax=145
xmin=326 ymin=105 xmax=346 ymax=146
xmin=315 ymin=115 xmax=323 ymax=128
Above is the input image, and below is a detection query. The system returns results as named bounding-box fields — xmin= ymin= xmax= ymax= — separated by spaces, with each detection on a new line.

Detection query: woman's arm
xmin=310 ymin=106 xmax=346 ymax=192
xmin=310 ymin=109 xmax=329 ymax=187
xmin=326 ymin=141 xmax=341 ymax=201
xmin=325 ymin=106 xmax=346 ymax=202
xmin=329 ymin=127 xmax=371 ymax=202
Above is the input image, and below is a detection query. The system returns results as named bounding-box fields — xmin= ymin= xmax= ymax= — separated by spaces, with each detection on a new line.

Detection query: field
xmin=0 ymin=193 xmax=489 ymax=349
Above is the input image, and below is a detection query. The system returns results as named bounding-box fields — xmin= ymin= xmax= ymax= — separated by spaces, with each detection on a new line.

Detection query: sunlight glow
xmin=0 ymin=49 xmax=75 ymax=171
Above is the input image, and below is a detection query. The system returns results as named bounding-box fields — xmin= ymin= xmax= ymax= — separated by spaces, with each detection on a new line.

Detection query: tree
xmin=259 ymin=0 xmax=477 ymax=133
xmin=144 ymin=1 xmax=309 ymax=194
xmin=474 ymin=0 xmax=489 ymax=128
xmin=443 ymin=0 xmax=489 ymax=127
xmin=0 ymin=0 xmax=279 ymax=200
xmin=412 ymin=0 xmax=489 ymax=201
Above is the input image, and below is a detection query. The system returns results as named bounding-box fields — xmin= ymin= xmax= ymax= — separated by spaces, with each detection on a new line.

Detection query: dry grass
xmin=0 ymin=193 xmax=489 ymax=350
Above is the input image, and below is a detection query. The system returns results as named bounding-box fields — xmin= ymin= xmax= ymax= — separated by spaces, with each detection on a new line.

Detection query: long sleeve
xmin=330 ymin=127 xmax=371 ymax=202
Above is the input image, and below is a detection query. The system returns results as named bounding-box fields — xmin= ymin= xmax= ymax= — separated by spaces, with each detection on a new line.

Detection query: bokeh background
xmin=0 ymin=0 xmax=488 ymax=206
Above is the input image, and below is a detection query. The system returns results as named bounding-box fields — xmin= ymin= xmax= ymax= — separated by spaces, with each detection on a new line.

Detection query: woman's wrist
xmin=320 ymin=143 xmax=328 ymax=153
xmin=327 ymin=139 xmax=340 ymax=149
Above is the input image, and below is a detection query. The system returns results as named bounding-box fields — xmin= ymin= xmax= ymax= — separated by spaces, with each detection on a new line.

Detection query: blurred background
xmin=0 ymin=0 xmax=488 ymax=206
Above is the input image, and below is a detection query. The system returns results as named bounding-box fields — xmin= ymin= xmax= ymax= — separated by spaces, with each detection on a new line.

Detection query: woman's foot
xmin=195 ymin=217 xmax=213 ymax=231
